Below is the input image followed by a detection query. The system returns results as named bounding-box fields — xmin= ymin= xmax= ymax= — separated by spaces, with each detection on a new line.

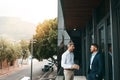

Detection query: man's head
xmin=90 ymin=43 xmax=98 ymax=53
xmin=67 ymin=42 xmax=75 ymax=52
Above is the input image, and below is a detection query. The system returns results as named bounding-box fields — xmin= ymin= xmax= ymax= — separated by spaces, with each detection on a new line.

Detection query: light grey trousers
xmin=64 ymin=70 xmax=74 ymax=80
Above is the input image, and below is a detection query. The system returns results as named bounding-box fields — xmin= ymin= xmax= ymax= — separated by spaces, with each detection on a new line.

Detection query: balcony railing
xmin=39 ymin=67 xmax=86 ymax=80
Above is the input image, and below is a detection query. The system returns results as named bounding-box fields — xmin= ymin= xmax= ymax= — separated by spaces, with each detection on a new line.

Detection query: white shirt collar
xmin=67 ymin=50 xmax=73 ymax=53
xmin=92 ymin=51 xmax=97 ymax=56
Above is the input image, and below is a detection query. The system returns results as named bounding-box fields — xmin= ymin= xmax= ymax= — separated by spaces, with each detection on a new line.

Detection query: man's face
xmin=109 ymin=47 xmax=112 ymax=52
xmin=69 ymin=45 xmax=75 ymax=52
xmin=90 ymin=45 xmax=97 ymax=53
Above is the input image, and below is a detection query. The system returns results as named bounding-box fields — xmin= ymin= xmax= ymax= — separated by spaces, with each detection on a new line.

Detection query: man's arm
xmin=61 ymin=54 xmax=79 ymax=69
xmin=96 ymin=53 xmax=104 ymax=78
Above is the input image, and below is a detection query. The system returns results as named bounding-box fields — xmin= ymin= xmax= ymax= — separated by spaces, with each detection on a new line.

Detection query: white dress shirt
xmin=109 ymin=52 xmax=112 ymax=56
xmin=61 ymin=50 xmax=74 ymax=69
xmin=90 ymin=52 xmax=97 ymax=69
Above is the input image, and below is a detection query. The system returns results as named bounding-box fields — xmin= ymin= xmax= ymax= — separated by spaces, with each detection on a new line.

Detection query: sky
xmin=0 ymin=0 xmax=57 ymax=40
xmin=0 ymin=0 xmax=57 ymax=24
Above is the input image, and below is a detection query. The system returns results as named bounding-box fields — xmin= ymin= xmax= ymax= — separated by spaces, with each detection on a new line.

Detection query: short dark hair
xmin=91 ymin=43 xmax=99 ymax=49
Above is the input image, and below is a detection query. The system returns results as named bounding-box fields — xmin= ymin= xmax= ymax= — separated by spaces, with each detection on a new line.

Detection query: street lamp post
xmin=30 ymin=39 xmax=36 ymax=80
xmin=30 ymin=39 xmax=33 ymax=80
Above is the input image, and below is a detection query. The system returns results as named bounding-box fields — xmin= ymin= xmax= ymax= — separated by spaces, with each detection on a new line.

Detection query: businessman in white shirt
xmin=61 ymin=42 xmax=79 ymax=80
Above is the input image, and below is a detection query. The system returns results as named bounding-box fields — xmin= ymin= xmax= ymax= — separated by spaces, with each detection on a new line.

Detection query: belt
xmin=64 ymin=69 xmax=74 ymax=71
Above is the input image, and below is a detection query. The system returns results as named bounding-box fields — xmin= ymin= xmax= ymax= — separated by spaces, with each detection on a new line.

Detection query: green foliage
xmin=0 ymin=38 xmax=9 ymax=62
xmin=33 ymin=18 xmax=57 ymax=63
xmin=20 ymin=40 xmax=30 ymax=59
xmin=0 ymin=37 xmax=30 ymax=67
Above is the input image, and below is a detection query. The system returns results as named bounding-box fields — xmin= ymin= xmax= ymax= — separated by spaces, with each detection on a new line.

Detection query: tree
xmin=5 ymin=42 xmax=22 ymax=66
xmin=31 ymin=18 xmax=58 ymax=65
xmin=0 ymin=38 xmax=8 ymax=69
xmin=20 ymin=40 xmax=30 ymax=64
xmin=5 ymin=43 xmax=19 ymax=67
xmin=0 ymin=37 xmax=31 ymax=69
xmin=0 ymin=37 xmax=23 ymax=69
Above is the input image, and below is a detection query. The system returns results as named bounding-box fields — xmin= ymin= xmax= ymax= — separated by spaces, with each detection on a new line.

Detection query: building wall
xmin=58 ymin=0 xmax=120 ymax=79
xmin=110 ymin=0 xmax=120 ymax=79
xmin=81 ymin=0 xmax=120 ymax=80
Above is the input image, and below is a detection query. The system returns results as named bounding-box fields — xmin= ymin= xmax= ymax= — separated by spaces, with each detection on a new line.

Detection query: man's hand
xmin=71 ymin=64 xmax=80 ymax=70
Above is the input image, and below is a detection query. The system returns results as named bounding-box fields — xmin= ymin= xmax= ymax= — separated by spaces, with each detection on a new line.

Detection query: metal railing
xmin=39 ymin=67 xmax=63 ymax=80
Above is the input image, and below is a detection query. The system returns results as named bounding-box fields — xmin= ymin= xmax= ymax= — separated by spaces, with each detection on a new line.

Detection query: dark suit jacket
xmin=87 ymin=52 xmax=104 ymax=80
xmin=108 ymin=53 xmax=112 ymax=80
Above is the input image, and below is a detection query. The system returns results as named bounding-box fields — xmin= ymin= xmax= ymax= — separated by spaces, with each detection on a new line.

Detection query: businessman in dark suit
xmin=87 ymin=43 xmax=104 ymax=80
